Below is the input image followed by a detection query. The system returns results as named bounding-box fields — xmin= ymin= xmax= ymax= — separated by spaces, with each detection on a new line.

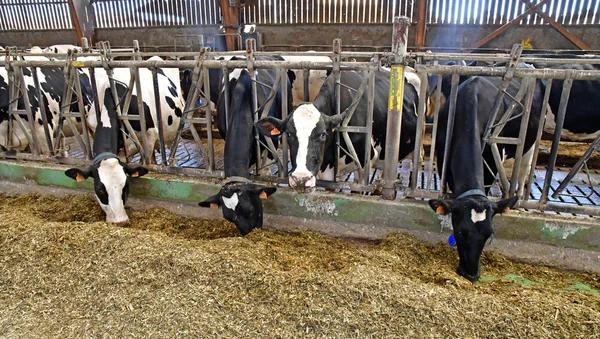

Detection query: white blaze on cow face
xmin=290 ymin=104 xmax=321 ymax=190
xmin=96 ymin=158 xmax=129 ymax=224
xmin=222 ymin=193 xmax=239 ymax=210
xmin=470 ymin=209 xmax=487 ymax=223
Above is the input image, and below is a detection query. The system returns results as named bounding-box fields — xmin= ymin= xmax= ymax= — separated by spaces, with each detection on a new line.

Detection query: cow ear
xmin=428 ymin=199 xmax=453 ymax=215
xmin=124 ymin=166 xmax=148 ymax=178
xmin=253 ymin=186 xmax=277 ymax=200
xmin=286 ymin=69 xmax=296 ymax=85
xmin=65 ymin=168 xmax=91 ymax=183
xmin=493 ymin=196 xmax=518 ymax=215
xmin=256 ymin=117 xmax=285 ymax=136
xmin=324 ymin=111 xmax=348 ymax=130
xmin=199 ymin=194 xmax=221 ymax=209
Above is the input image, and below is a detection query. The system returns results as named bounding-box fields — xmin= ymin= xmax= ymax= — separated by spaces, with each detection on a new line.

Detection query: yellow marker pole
xmin=382 ymin=16 xmax=411 ymax=200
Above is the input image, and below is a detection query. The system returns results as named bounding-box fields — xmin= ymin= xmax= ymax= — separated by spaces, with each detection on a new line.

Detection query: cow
xmin=42 ymin=44 xmax=83 ymax=54
xmin=428 ymin=73 xmax=544 ymax=282
xmin=280 ymin=52 xmax=331 ymax=108
xmin=86 ymin=56 xmax=185 ymax=164
xmin=64 ymin=84 xmax=147 ymax=225
xmin=0 ymin=48 xmax=91 ymax=154
xmin=527 ymin=57 xmax=600 ymax=142
xmin=198 ymin=57 xmax=288 ymax=235
xmin=256 ymin=68 xmax=421 ymax=194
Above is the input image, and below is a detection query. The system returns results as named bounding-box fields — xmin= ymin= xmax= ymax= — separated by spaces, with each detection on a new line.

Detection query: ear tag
xmin=271 ymin=127 xmax=281 ymax=136
xmin=210 ymin=203 xmax=219 ymax=209
xmin=503 ymin=207 xmax=511 ymax=214
xmin=259 ymin=191 xmax=268 ymax=199
xmin=131 ymin=172 xmax=139 ymax=178
xmin=76 ymin=173 xmax=85 ymax=182
xmin=436 ymin=206 xmax=445 ymax=215
xmin=448 ymin=234 xmax=456 ymax=247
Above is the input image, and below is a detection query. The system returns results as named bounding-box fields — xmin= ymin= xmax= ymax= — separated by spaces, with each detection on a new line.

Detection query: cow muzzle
xmin=289 ymin=172 xmax=316 ymax=193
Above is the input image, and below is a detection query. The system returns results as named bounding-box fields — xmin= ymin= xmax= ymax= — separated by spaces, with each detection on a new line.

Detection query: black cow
xmin=428 ymin=74 xmax=544 ymax=282
xmin=256 ymin=68 xmax=421 ymax=193
xmin=199 ymin=57 xmax=288 ymax=235
xmin=65 ymin=87 xmax=147 ymax=225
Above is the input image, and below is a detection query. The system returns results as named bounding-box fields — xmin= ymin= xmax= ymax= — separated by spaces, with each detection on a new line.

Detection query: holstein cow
xmin=428 ymin=73 xmax=544 ymax=282
xmin=87 ymin=56 xmax=185 ymax=163
xmin=281 ymin=52 xmax=331 ymax=108
xmin=0 ymin=48 xmax=91 ymax=153
xmin=528 ymin=57 xmax=600 ymax=142
xmin=65 ymin=86 xmax=147 ymax=225
xmin=256 ymin=68 xmax=421 ymax=193
xmin=199 ymin=56 xmax=287 ymax=235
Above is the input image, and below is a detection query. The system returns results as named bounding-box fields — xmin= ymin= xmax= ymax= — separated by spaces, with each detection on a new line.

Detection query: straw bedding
xmin=0 ymin=193 xmax=598 ymax=337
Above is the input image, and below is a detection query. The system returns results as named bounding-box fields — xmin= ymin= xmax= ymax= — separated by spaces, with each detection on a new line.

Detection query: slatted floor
xmin=63 ymin=134 xmax=599 ymax=217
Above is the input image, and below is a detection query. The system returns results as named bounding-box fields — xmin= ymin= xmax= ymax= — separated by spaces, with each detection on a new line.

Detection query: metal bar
xmin=222 ymin=67 xmax=231 ymax=132
xmin=508 ymin=77 xmax=536 ymax=197
xmin=333 ymin=39 xmax=342 ymax=181
xmin=552 ymin=135 xmax=600 ymax=199
xmin=518 ymin=200 xmax=600 ymax=217
xmin=247 ymin=39 xmax=263 ymax=174
xmin=540 ymin=73 xmax=573 ymax=205
xmin=439 ymin=73 xmax=459 ymax=195
xmin=410 ymin=71 xmax=428 ymax=191
xmin=16 ymin=66 xmax=41 ymax=156
xmin=362 ymin=69 xmax=376 ymax=187
xmin=151 ymin=67 xmax=167 ymax=165
xmin=382 ymin=16 xmax=410 ymax=200
xmin=426 ymin=75 xmax=443 ymax=192
xmin=31 ymin=66 xmax=54 ymax=155
xmin=133 ymin=66 xmax=150 ymax=164
xmin=203 ymin=63 xmax=215 ymax=172
xmin=71 ymin=69 xmax=92 ymax=160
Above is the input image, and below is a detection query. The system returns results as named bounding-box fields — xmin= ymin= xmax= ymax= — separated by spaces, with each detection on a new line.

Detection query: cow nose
xmin=115 ymin=220 xmax=130 ymax=227
xmin=289 ymin=172 xmax=316 ymax=193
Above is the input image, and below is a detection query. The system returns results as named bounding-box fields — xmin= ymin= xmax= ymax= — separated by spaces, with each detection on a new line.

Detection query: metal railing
xmin=1 ymin=34 xmax=599 ymax=217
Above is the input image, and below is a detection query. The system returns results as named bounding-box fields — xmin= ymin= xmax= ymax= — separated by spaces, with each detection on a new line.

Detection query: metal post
xmin=204 ymin=64 xmax=215 ymax=171
xmin=410 ymin=71 xmax=429 ymax=190
xmin=280 ymin=67 xmax=289 ymax=178
xmin=151 ymin=67 xmax=167 ymax=165
xmin=31 ymin=67 xmax=54 ymax=155
xmin=333 ymin=39 xmax=342 ymax=180
xmin=541 ymin=73 xmax=573 ymax=205
xmin=362 ymin=68 xmax=376 ymax=186
xmin=246 ymin=38 xmax=262 ymax=174
xmin=382 ymin=16 xmax=410 ymax=200
xmin=426 ymin=75 xmax=443 ymax=192
xmin=440 ymin=73 xmax=459 ymax=195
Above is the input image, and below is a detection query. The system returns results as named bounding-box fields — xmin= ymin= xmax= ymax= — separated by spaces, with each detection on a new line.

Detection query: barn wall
xmin=1 ymin=24 xmax=599 ymax=51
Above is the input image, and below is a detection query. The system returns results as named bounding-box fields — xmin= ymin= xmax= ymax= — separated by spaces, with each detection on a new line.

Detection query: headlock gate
xmin=1 ymin=18 xmax=599 ymax=218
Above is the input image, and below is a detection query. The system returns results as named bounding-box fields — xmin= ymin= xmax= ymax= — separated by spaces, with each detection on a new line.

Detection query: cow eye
xmin=319 ymin=132 xmax=327 ymax=141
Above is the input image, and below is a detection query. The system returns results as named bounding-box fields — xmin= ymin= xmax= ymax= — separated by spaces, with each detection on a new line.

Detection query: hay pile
xmin=0 ymin=193 xmax=599 ymax=337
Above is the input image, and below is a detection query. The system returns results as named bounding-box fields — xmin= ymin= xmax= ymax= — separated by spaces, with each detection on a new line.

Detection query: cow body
xmin=199 ymin=56 xmax=286 ymax=235
xmin=257 ymin=68 xmax=421 ymax=193
xmin=280 ymin=53 xmax=331 ymax=107
xmin=429 ymin=75 xmax=543 ymax=282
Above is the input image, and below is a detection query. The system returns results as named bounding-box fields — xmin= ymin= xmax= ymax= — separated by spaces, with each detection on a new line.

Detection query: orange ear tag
xmin=259 ymin=191 xmax=268 ymax=199
xmin=210 ymin=203 xmax=219 ymax=209
xmin=436 ymin=206 xmax=445 ymax=215
xmin=271 ymin=127 xmax=281 ymax=136
xmin=503 ymin=207 xmax=511 ymax=214
xmin=131 ymin=172 xmax=139 ymax=178
xmin=76 ymin=173 xmax=85 ymax=182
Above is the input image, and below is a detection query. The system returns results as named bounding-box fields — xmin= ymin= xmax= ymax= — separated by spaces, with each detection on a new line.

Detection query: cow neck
xmin=93 ymin=88 xmax=121 ymax=157
xmin=93 ymin=152 xmax=118 ymax=166
xmin=224 ymin=176 xmax=251 ymax=184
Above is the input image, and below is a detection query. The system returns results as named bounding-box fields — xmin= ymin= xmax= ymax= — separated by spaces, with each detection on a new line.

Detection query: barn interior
xmin=0 ymin=0 xmax=599 ymax=336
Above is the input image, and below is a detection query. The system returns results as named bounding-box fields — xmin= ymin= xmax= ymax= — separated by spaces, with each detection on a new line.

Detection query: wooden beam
xmin=520 ymin=0 xmax=590 ymax=50
xmin=220 ymin=0 xmax=240 ymax=51
xmin=415 ymin=0 xmax=428 ymax=49
xmin=67 ymin=0 xmax=83 ymax=42
xmin=470 ymin=0 xmax=552 ymax=50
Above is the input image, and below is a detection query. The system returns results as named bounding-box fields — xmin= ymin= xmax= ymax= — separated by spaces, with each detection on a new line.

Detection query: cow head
xmin=256 ymin=103 xmax=346 ymax=193
xmin=65 ymin=154 xmax=148 ymax=226
xmin=199 ymin=181 xmax=277 ymax=235
xmin=428 ymin=194 xmax=518 ymax=282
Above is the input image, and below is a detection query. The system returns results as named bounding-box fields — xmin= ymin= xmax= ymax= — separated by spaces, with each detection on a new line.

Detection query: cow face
xmin=65 ymin=159 xmax=148 ymax=225
xmin=428 ymin=195 xmax=518 ymax=282
xmin=256 ymin=103 xmax=346 ymax=193
xmin=199 ymin=182 xmax=277 ymax=235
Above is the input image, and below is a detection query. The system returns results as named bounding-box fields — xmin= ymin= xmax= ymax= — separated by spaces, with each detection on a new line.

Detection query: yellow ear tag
xmin=259 ymin=191 xmax=268 ymax=199
xmin=436 ymin=206 xmax=445 ymax=215
xmin=210 ymin=203 xmax=219 ymax=209
xmin=76 ymin=173 xmax=85 ymax=182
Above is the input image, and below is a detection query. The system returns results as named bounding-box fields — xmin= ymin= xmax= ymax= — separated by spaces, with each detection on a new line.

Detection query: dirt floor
xmin=1 ymin=193 xmax=599 ymax=337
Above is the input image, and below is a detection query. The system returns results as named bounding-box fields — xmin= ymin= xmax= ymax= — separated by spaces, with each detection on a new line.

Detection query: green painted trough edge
xmin=0 ymin=160 xmax=599 ymax=251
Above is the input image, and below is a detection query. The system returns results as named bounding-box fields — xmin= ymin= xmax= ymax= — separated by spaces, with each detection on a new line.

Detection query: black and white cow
xmin=428 ymin=74 xmax=544 ymax=282
xmin=0 ymin=48 xmax=91 ymax=153
xmin=87 ymin=56 xmax=185 ymax=163
xmin=256 ymin=68 xmax=421 ymax=193
xmin=65 ymin=85 xmax=147 ymax=225
xmin=198 ymin=56 xmax=287 ymax=235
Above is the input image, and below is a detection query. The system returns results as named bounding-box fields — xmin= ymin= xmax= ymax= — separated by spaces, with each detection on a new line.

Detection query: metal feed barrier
xmin=0 ymin=18 xmax=599 ymax=217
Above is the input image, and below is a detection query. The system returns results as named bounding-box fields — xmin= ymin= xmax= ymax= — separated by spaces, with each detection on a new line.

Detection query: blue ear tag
xmin=448 ymin=234 xmax=456 ymax=247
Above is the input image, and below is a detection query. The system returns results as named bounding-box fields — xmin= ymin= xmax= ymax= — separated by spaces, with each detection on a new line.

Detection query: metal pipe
xmin=426 ymin=75 xmax=443 ymax=192
xmin=509 ymin=77 xmax=536 ymax=197
xmin=151 ymin=67 xmax=167 ymax=165
xmin=524 ymin=79 xmax=552 ymax=201
xmin=31 ymin=66 xmax=54 ymax=155
xmin=410 ymin=71 xmax=428 ymax=191
xmin=540 ymin=74 xmax=573 ymax=205
xmin=203 ymin=64 xmax=215 ymax=172
xmin=280 ymin=67 xmax=289 ymax=178
xmin=333 ymin=39 xmax=342 ymax=181
xmin=362 ymin=69 xmax=376 ymax=187
xmin=16 ymin=66 xmax=40 ymax=156
xmin=382 ymin=16 xmax=410 ymax=200
xmin=552 ymin=135 xmax=600 ymax=199
xmin=71 ymin=69 xmax=93 ymax=160
xmin=439 ymin=74 xmax=459 ymax=195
